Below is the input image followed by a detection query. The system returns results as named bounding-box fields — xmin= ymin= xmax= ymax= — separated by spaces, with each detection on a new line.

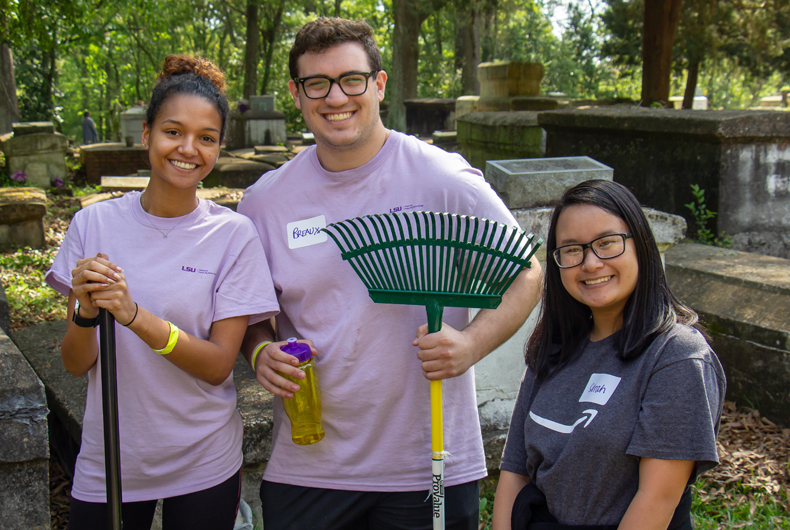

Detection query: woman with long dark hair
xmin=46 ymin=55 xmax=279 ymax=530
xmin=492 ymin=180 xmax=725 ymax=530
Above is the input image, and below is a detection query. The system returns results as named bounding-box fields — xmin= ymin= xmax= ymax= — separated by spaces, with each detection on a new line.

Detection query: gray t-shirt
xmin=500 ymin=324 xmax=725 ymax=526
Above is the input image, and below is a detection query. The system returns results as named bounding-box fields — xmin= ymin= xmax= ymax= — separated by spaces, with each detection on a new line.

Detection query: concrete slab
xmin=100 ymin=176 xmax=149 ymax=192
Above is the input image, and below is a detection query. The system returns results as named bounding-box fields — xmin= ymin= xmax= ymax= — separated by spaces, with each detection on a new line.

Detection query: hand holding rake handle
xmin=322 ymin=211 xmax=542 ymax=530
xmin=99 ymin=308 xmax=123 ymax=529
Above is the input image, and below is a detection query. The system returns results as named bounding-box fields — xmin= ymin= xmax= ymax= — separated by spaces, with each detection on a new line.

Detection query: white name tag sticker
xmin=287 ymin=215 xmax=328 ymax=249
xmin=579 ymin=373 xmax=621 ymax=406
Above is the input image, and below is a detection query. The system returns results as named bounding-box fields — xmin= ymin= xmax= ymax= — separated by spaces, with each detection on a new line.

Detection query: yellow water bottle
xmin=280 ymin=337 xmax=324 ymax=445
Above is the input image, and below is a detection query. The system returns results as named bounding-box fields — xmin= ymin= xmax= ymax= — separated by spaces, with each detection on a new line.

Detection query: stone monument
xmin=0 ymin=187 xmax=47 ymax=251
xmin=0 ymin=122 xmax=67 ymax=188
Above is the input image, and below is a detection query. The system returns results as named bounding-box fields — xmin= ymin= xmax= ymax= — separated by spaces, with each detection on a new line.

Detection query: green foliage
xmin=478 ymin=476 xmax=497 ymax=530
xmin=0 ymin=247 xmax=65 ymax=328
xmin=692 ymin=483 xmax=790 ymax=529
xmin=684 ymin=184 xmax=732 ymax=247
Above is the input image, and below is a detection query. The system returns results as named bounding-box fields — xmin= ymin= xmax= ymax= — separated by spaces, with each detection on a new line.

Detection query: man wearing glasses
xmin=238 ymin=17 xmax=542 ymax=529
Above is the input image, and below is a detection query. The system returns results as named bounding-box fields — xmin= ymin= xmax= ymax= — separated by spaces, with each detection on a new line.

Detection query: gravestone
xmin=0 ymin=188 xmax=47 ymax=251
xmin=0 ymin=122 xmax=67 ymax=188
xmin=119 ymin=106 xmax=146 ymax=146
xmin=226 ymin=96 xmax=286 ymax=150
xmin=485 ymin=156 xmax=613 ymax=209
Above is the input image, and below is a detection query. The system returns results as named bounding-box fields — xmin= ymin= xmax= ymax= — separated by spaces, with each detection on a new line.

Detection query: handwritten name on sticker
xmin=579 ymin=373 xmax=621 ymax=406
xmin=287 ymin=215 xmax=328 ymax=249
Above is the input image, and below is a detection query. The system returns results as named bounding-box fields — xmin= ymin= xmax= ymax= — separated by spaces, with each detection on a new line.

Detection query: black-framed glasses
xmin=293 ymin=71 xmax=379 ymax=99
xmin=552 ymin=233 xmax=633 ymax=269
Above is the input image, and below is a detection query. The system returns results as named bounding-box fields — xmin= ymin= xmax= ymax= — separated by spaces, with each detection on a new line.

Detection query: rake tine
xmin=355 ymin=217 xmax=393 ymax=290
xmin=372 ymin=214 xmax=405 ymax=291
xmin=333 ymin=220 xmax=381 ymax=290
xmin=383 ymin=213 xmax=410 ymax=291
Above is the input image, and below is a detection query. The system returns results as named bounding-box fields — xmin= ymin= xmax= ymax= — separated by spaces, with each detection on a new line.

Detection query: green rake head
xmin=320 ymin=211 xmax=542 ymax=312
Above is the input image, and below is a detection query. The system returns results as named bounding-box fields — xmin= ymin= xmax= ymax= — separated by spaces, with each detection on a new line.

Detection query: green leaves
xmin=685 ymin=184 xmax=731 ymax=247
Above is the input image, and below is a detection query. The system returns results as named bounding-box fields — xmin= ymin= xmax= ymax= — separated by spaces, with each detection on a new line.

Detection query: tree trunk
xmin=243 ymin=0 xmax=260 ymax=99
xmin=640 ymin=0 xmax=683 ymax=107
xmin=334 ymin=0 xmax=342 ymax=16
xmin=389 ymin=0 xmax=425 ymax=132
xmin=0 ymin=43 xmax=19 ymax=134
xmin=455 ymin=0 xmax=480 ymax=95
xmin=682 ymin=58 xmax=700 ymax=109
xmin=260 ymin=0 xmax=285 ymax=95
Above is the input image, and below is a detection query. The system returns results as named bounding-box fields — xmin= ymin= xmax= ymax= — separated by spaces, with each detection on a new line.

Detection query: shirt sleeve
xmin=626 ymin=337 xmax=725 ymax=480
xmin=212 ymin=226 xmax=279 ymax=325
xmin=500 ymin=369 xmax=534 ymax=476
xmin=45 ymin=215 xmax=86 ymax=297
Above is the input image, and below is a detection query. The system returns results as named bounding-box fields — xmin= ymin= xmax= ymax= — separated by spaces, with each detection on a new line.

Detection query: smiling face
xmin=288 ymin=41 xmax=388 ymax=170
xmin=141 ymin=93 xmax=222 ymax=193
xmin=555 ymin=204 xmax=639 ymax=337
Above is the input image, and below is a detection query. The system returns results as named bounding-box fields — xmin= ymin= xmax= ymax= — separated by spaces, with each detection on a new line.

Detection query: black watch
xmin=72 ymin=303 xmax=100 ymax=328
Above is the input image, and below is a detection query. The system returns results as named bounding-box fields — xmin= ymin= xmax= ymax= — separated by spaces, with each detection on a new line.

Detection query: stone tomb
xmin=485 ymin=156 xmax=613 ymax=209
xmin=666 ymin=243 xmax=790 ymax=426
xmin=403 ymin=98 xmax=456 ymax=137
xmin=0 ymin=122 xmax=67 ymax=188
xmin=539 ymin=107 xmax=790 ymax=259
xmin=0 ymin=187 xmax=47 ymax=251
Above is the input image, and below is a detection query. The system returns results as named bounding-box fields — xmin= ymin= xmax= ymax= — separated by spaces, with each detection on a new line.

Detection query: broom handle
xmin=99 ymin=309 xmax=123 ymax=530
xmin=426 ymin=300 xmax=445 ymax=530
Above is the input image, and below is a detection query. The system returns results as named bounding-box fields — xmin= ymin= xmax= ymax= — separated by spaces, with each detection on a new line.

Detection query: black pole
xmin=99 ymin=308 xmax=123 ymax=530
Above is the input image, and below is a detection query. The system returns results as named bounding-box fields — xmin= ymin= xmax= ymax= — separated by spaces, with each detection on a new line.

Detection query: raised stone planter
xmin=666 ymin=243 xmax=790 ymax=426
xmin=539 ymin=107 xmax=790 ymax=259
xmin=485 ymin=156 xmax=613 ymax=209
xmin=0 ymin=122 xmax=67 ymax=188
xmin=0 ymin=328 xmax=49 ymax=530
xmin=457 ymin=112 xmax=545 ymax=172
xmin=0 ymin=187 xmax=47 ymax=251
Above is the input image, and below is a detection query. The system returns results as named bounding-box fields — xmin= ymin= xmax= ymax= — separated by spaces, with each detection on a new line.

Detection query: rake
xmin=321 ymin=211 xmax=541 ymax=530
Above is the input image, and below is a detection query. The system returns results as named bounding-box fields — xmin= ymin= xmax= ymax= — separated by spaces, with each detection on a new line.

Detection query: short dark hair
xmin=526 ymin=180 xmax=700 ymax=380
xmin=289 ymin=17 xmax=382 ymax=79
xmin=146 ymin=55 xmax=229 ymax=141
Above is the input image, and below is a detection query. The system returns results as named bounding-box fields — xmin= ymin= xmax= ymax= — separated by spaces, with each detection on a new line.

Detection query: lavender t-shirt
xmin=238 ymin=130 xmax=520 ymax=491
xmin=46 ymin=192 xmax=279 ymax=502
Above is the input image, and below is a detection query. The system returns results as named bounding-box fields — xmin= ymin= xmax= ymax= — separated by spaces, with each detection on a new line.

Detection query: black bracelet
xmin=123 ymin=303 xmax=139 ymax=327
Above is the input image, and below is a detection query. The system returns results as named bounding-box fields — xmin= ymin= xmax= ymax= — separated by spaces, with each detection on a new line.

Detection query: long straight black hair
xmin=526 ymin=180 xmax=700 ymax=380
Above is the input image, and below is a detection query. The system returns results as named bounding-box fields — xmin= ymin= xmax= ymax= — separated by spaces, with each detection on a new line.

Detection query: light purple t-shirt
xmin=46 ymin=192 xmax=279 ymax=502
xmin=238 ymin=130 xmax=520 ymax=491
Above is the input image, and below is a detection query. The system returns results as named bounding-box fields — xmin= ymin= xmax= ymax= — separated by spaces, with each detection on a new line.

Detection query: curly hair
xmin=289 ymin=17 xmax=382 ymax=79
xmin=146 ymin=54 xmax=229 ymax=140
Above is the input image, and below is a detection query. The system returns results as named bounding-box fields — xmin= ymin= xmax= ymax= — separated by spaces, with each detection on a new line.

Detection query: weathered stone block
xmin=539 ymin=107 xmax=790 ymax=259
xmin=457 ymin=111 xmax=545 ymax=172
xmin=478 ymin=61 xmax=545 ymax=98
xmin=485 ymin=156 xmax=612 ymax=209
xmin=250 ymin=95 xmax=275 ymax=112
xmin=1 ymin=130 xmax=68 ymax=187
xmin=0 ymin=187 xmax=47 ymax=250
xmin=100 ymin=176 xmax=149 ymax=191
xmin=80 ymin=143 xmax=151 ymax=185
xmin=203 ymin=158 xmax=273 ymax=189
xmin=0 ymin=328 xmax=49 ymax=529
xmin=12 ymin=121 xmax=54 ymax=136
xmin=455 ymin=96 xmax=479 ymax=120
xmin=665 ymin=242 xmax=790 ymax=426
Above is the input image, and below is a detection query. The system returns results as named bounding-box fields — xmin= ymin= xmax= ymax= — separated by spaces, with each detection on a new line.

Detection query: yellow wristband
xmin=251 ymin=341 xmax=272 ymax=370
xmin=154 ymin=321 xmax=179 ymax=355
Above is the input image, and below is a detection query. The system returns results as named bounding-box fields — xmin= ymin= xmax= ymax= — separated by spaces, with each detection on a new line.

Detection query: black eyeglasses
xmin=552 ymin=233 xmax=633 ymax=269
xmin=293 ymin=71 xmax=379 ymax=100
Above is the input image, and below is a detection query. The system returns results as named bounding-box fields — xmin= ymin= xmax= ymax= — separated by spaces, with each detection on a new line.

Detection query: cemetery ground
xmin=2 ymin=190 xmax=789 ymax=530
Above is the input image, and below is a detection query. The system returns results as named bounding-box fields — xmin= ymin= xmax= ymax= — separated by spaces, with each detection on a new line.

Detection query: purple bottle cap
xmin=281 ymin=337 xmax=312 ymax=364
